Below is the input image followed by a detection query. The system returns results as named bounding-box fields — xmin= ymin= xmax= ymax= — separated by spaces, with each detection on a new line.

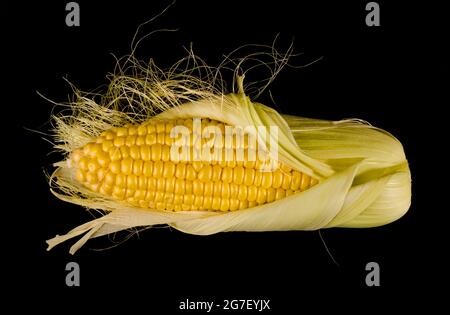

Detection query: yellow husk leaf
xmin=45 ymin=54 xmax=411 ymax=254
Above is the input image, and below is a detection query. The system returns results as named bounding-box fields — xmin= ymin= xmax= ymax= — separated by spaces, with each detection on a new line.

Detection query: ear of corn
xmin=45 ymin=55 xmax=411 ymax=254
xmin=70 ymin=117 xmax=318 ymax=212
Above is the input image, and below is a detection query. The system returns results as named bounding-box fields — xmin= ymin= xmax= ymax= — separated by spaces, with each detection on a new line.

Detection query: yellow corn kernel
xmin=78 ymin=156 xmax=89 ymax=171
xmin=121 ymin=158 xmax=133 ymax=175
xmin=194 ymin=195 xmax=203 ymax=208
xmin=300 ymin=174 xmax=311 ymax=191
xmin=96 ymin=151 xmax=110 ymax=168
xmin=102 ymin=140 xmax=114 ymax=152
xmin=233 ymin=166 xmax=244 ymax=185
xmin=75 ymin=169 xmax=85 ymax=182
xmin=126 ymin=135 xmax=137 ymax=146
xmin=119 ymin=146 xmax=130 ymax=159
xmin=175 ymin=178 xmax=185 ymax=195
xmin=212 ymin=165 xmax=222 ymax=181
xmin=230 ymin=199 xmax=239 ymax=211
xmin=142 ymin=161 xmax=153 ymax=177
xmin=272 ymin=169 xmax=283 ymax=188
xmin=113 ymin=136 xmax=125 ymax=147
xmin=282 ymin=173 xmax=292 ymax=190
xmin=186 ymin=165 xmax=196 ymax=181
xmin=138 ymin=176 xmax=147 ymax=190
xmin=243 ymin=168 xmax=255 ymax=186
xmin=137 ymin=125 xmax=147 ymax=136
xmin=133 ymin=159 xmax=143 ymax=176
xmin=204 ymin=181 xmax=213 ymax=197
xmin=221 ymin=167 xmax=233 ymax=183
xmin=221 ymin=182 xmax=230 ymax=199
xmin=135 ymin=136 xmax=146 ymax=146
xmin=151 ymin=143 xmax=162 ymax=161
xmin=238 ymin=185 xmax=247 ymax=201
xmin=291 ymin=171 xmax=302 ymax=190
xmin=197 ymin=165 xmax=212 ymax=182
xmin=145 ymin=133 xmax=156 ymax=145
xmin=109 ymin=160 xmax=121 ymax=174
xmin=267 ymin=187 xmax=276 ymax=203
xmin=115 ymin=127 xmax=128 ymax=137
xmin=185 ymin=180 xmax=193 ymax=194
xmin=115 ymin=173 xmax=127 ymax=188
xmin=256 ymin=187 xmax=267 ymax=204
xmin=129 ymin=145 xmax=140 ymax=160
xmin=165 ymin=177 xmax=175 ymax=194
xmin=109 ymin=147 xmax=121 ymax=161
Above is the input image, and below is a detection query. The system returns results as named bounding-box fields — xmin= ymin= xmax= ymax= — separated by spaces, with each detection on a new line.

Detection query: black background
xmin=3 ymin=0 xmax=448 ymax=311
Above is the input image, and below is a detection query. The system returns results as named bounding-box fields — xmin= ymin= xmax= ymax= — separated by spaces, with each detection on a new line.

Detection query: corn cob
xmin=70 ymin=118 xmax=318 ymax=212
